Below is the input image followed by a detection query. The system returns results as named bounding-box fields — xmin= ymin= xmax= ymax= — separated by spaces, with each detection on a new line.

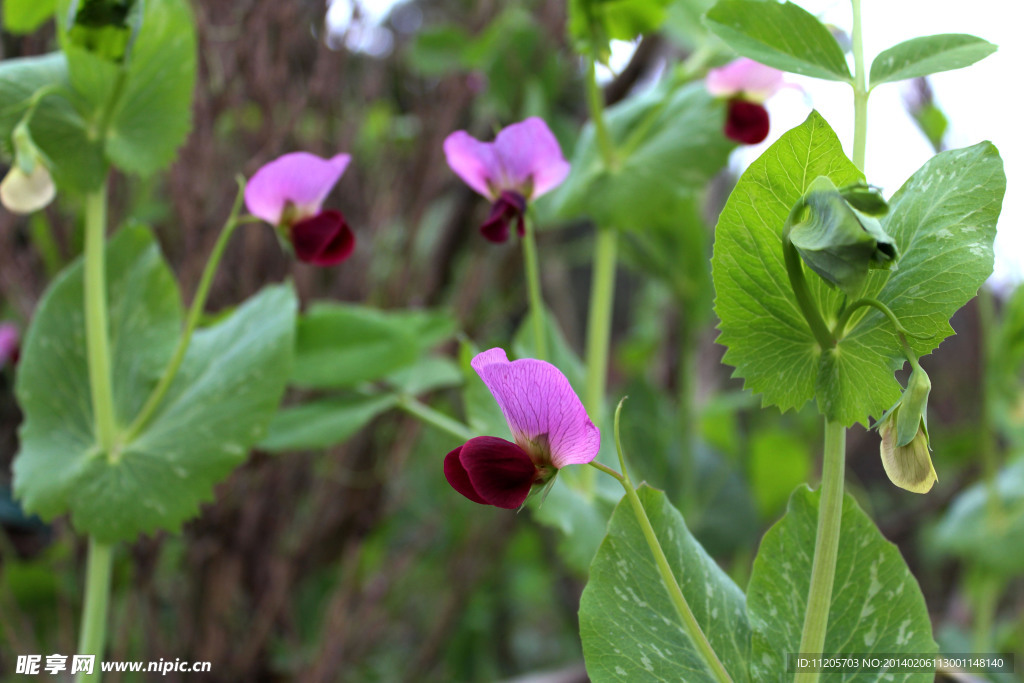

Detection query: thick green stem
xmin=76 ymin=540 xmax=114 ymax=682
xmin=584 ymin=227 xmax=618 ymax=426
xmin=124 ymin=183 xmax=247 ymax=443
xmin=795 ymin=420 xmax=846 ymax=683
xmin=521 ymin=215 xmax=548 ymax=361
xmin=970 ymin=571 xmax=1002 ymax=654
xmin=84 ymin=187 xmax=118 ymax=451
xmin=585 ymin=59 xmax=616 ymax=169
xmin=851 ymin=0 xmax=868 ymax=171
xmin=399 ymin=396 xmax=475 ymax=442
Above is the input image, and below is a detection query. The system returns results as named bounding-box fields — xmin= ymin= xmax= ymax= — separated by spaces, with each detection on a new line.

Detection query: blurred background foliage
xmin=0 ymin=0 xmax=1022 ymax=681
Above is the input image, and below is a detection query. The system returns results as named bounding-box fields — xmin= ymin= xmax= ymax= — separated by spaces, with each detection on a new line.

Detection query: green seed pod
xmin=786 ymin=176 xmax=898 ymax=295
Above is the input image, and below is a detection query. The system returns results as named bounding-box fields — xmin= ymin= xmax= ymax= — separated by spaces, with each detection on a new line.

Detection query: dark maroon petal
xmin=725 ymin=99 xmax=770 ymax=145
xmin=289 ymin=210 xmax=355 ymax=266
xmin=479 ymin=191 xmax=527 ymax=243
xmin=444 ymin=444 xmax=489 ymax=505
xmin=460 ymin=436 xmax=537 ymax=509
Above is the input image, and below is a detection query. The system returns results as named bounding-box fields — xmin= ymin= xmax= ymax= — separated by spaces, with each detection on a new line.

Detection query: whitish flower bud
xmin=879 ymin=417 xmax=937 ymax=494
xmin=2 ymin=122 xmax=56 ymax=215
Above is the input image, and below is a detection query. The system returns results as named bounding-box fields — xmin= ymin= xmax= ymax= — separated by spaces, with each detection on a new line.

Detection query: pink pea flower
xmin=443 ymin=118 xmax=570 ymax=243
xmin=0 ymin=322 xmax=19 ymax=368
xmin=245 ymin=152 xmax=355 ymax=266
xmin=444 ymin=348 xmax=600 ymax=509
xmin=706 ymin=58 xmax=788 ymax=145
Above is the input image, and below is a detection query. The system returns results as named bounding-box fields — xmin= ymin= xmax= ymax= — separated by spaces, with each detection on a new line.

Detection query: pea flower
xmin=876 ymin=364 xmax=937 ymax=494
xmin=444 ymin=348 xmax=600 ymax=509
xmin=245 ymin=152 xmax=354 ymax=266
xmin=443 ymin=118 xmax=570 ymax=243
xmin=0 ymin=322 xmax=19 ymax=368
xmin=1 ymin=123 xmax=55 ymax=215
xmin=705 ymin=58 xmax=787 ymax=145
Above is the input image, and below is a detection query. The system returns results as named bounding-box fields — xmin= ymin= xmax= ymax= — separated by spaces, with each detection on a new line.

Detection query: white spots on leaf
xmin=896 ymin=618 xmax=912 ymax=645
xmin=640 ymin=654 xmax=654 ymax=672
xmin=615 ymin=666 xmax=627 ymax=676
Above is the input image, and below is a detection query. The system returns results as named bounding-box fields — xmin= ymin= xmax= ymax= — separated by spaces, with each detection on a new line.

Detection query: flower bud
xmin=786 ymin=176 xmax=897 ymax=295
xmin=1 ymin=123 xmax=55 ymax=215
xmin=879 ymin=418 xmax=937 ymax=494
xmin=876 ymin=364 xmax=936 ymax=494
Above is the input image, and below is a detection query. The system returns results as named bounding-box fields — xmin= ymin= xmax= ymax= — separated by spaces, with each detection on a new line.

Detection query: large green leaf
xmin=713 ymin=112 xmax=1004 ymax=426
xmin=63 ymin=0 xmax=196 ymax=175
xmin=870 ymin=34 xmax=997 ymax=88
xmin=712 ymin=112 xmax=863 ymax=419
xmin=824 ymin=142 xmax=1004 ymax=421
xmin=747 ymin=486 xmax=936 ymax=681
xmin=0 ymin=53 xmax=105 ymax=192
xmin=579 ymin=486 xmax=750 ymax=682
xmin=292 ymin=304 xmax=453 ymax=389
xmin=704 ymin=0 xmax=851 ymax=82
xmin=3 ymin=0 xmax=57 ymax=34
xmin=547 ymin=81 xmax=734 ymax=231
xmin=260 ymin=394 xmax=399 ymax=452
xmin=13 ymin=227 xmax=297 ymax=541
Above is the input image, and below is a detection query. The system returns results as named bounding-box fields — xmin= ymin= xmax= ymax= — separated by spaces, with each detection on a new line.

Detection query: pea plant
xmin=0 ymin=0 xmax=1010 ymax=680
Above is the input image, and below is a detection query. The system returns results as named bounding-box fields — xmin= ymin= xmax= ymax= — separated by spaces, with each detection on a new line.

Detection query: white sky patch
xmin=325 ymin=0 xmax=403 ymax=56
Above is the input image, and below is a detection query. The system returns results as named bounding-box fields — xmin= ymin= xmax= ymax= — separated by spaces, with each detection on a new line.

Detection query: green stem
xmin=585 ymin=58 xmax=616 ymax=168
xmin=851 ymin=0 xmax=868 ymax=171
xmin=76 ymin=540 xmax=114 ymax=682
xmin=795 ymin=420 xmax=846 ymax=683
xmin=584 ymin=227 xmax=618 ymax=425
xmin=521 ymin=215 xmax=548 ymax=361
xmin=606 ymin=400 xmax=733 ymax=683
xmin=84 ymin=187 xmax=118 ymax=451
xmin=782 ymin=227 xmax=834 ymax=349
xmin=969 ymin=570 xmax=1003 ymax=654
xmin=124 ymin=182 xmax=247 ymax=444
xmin=398 ymin=396 xmax=475 ymax=442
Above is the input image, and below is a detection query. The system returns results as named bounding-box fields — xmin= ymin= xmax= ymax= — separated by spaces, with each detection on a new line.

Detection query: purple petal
xmin=443 ymin=131 xmax=501 ymax=199
xmin=492 ymin=117 xmax=570 ymax=198
xmin=458 ymin=436 xmax=538 ymax=509
xmin=444 ymin=444 xmax=489 ymax=505
xmin=706 ymin=58 xmax=785 ymax=102
xmin=245 ymin=152 xmax=350 ymax=225
xmin=471 ymin=348 xmax=600 ymax=468
xmin=289 ymin=210 xmax=355 ymax=266
xmin=0 ymin=322 xmax=19 ymax=368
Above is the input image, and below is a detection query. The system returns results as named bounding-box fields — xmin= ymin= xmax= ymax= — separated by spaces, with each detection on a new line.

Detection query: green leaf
xmin=385 ymin=356 xmax=463 ymax=396
xmin=293 ymin=304 xmax=419 ymax=389
xmin=870 ymin=34 xmax=997 ymax=88
xmin=824 ymin=142 xmax=1005 ymax=423
xmin=704 ymin=0 xmax=851 ymax=81
xmin=13 ymin=227 xmax=297 ymax=541
xmin=579 ymin=485 xmax=751 ymax=682
xmin=932 ymin=460 xmax=1024 ymax=575
xmin=3 ymin=0 xmax=58 ymax=34
xmin=569 ymin=0 xmax=673 ymax=60
xmin=0 ymin=53 xmax=105 ymax=192
xmin=747 ymin=486 xmax=936 ymax=680
xmin=64 ymin=0 xmax=197 ymax=175
xmin=713 ymin=112 xmax=1003 ymax=426
xmin=260 ymin=394 xmax=399 ymax=452
xmin=712 ymin=112 xmax=863 ymax=418
xmin=548 ymin=81 xmax=734 ymax=231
